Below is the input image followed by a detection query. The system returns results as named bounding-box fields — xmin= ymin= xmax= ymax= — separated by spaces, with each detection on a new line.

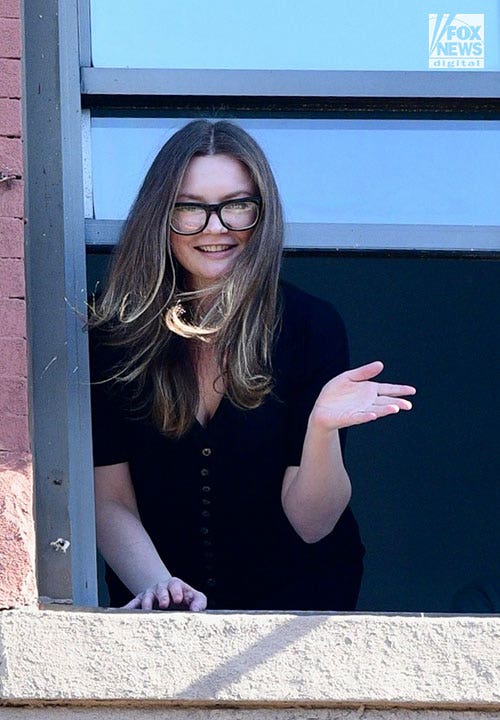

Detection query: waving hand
xmin=311 ymin=361 xmax=416 ymax=431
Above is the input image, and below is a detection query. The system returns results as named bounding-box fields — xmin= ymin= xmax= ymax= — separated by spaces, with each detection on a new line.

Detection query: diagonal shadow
xmin=178 ymin=612 xmax=334 ymax=699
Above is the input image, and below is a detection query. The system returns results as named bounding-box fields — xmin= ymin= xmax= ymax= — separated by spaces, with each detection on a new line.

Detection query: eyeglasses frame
xmin=170 ymin=195 xmax=262 ymax=235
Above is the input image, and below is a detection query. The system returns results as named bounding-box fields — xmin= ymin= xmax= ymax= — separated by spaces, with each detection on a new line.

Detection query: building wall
xmin=0 ymin=0 xmax=37 ymax=608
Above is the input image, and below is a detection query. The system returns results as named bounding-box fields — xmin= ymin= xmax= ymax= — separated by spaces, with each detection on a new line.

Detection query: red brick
xmin=0 ymin=412 xmax=29 ymax=451
xmin=0 ymin=97 xmax=21 ymax=135
xmin=0 ymin=1 xmax=20 ymax=19
xmin=0 ymin=451 xmax=31 ymax=473
xmin=0 ymin=18 xmax=21 ymax=57
xmin=0 ymin=257 xmax=24 ymax=297
xmin=0 ymin=376 xmax=27 ymax=415
xmin=0 ymin=178 xmax=23 ymax=217
xmin=0 ymin=298 xmax=26 ymax=337
xmin=0 ymin=461 xmax=37 ymax=608
xmin=0 ymin=58 xmax=20 ymax=98
xmin=0 ymin=216 xmax=23 ymax=257
xmin=0 ymin=136 xmax=22 ymax=175
xmin=0 ymin=336 xmax=26 ymax=376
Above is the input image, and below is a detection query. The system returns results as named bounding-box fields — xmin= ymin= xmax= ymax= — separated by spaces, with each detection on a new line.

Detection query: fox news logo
xmin=429 ymin=14 xmax=484 ymax=68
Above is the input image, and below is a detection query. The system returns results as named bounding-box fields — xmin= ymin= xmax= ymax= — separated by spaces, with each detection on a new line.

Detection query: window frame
xmin=81 ymin=66 xmax=500 ymax=98
xmin=24 ymin=0 xmax=97 ymax=605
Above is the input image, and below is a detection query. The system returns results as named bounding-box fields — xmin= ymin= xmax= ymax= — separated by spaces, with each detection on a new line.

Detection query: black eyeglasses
xmin=171 ymin=196 xmax=261 ymax=235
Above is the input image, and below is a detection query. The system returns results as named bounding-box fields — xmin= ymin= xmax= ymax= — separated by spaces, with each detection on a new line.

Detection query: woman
xmin=90 ymin=120 xmax=415 ymax=611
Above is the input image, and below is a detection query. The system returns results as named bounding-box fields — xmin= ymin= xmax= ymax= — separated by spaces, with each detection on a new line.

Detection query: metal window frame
xmin=80 ymin=67 xmax=500 ymax=99
xmin=85 ymin=219 xmax=500 ymax=256
xmin=24 ymin=0 xmax=97 ymax=605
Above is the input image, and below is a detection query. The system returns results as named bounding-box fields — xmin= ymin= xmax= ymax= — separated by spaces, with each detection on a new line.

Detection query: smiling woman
xmin=88 ymin=120 xmax=415 ymax=612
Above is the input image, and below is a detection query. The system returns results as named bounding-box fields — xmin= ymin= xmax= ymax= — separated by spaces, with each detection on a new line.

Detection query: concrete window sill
xmin=0 ymin=608 xmax=498 ymax=709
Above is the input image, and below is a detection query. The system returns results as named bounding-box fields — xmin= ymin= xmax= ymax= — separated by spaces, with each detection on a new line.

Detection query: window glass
xmin=90 ymin=0 xmax=499 ymax=71
xmin=91 ymin=117 xmax=500 ymax=228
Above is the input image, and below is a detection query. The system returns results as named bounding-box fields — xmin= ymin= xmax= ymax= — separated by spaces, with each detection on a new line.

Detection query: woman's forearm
xmin=96 ymin=500 xmax=172 ymax=596
xmin=282 ymin=362 xmax=415 ymax=543
xmin=281 ymin=409 xmax=351 ymax=544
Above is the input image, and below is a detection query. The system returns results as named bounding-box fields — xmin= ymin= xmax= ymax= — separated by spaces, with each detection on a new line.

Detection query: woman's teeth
xmin=197 ymin=245 xmax=234 ymax=253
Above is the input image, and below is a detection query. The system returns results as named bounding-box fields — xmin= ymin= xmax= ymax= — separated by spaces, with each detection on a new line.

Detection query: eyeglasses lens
xmin=171 ymin=206 xmax=206 ymax=234
xmin=221 ymin=200 xmax=259 ymax=230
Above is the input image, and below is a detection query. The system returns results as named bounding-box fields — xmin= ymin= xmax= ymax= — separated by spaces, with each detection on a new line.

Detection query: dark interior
xmin=87 ymin=251 xmax=499 ymax=612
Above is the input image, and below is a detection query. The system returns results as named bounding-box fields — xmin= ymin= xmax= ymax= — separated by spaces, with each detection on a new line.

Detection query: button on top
xmin=202 ymin=448 xmax=212 ymax=457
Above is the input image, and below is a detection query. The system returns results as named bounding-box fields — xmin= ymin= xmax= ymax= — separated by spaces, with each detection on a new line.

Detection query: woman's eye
xmin=227 ymin=201 xmax=251 ymax=211
xmin=178 ymin=205 xmax=202 ymax=214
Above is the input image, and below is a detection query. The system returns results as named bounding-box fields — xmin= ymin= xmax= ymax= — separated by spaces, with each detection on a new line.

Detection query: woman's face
xmin=170 ymin=153 xmax=257 ymax=291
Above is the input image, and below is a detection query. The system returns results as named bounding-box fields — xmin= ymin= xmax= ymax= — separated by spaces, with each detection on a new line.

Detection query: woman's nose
xmin=203 ymin=209 xmax=227 ymax=233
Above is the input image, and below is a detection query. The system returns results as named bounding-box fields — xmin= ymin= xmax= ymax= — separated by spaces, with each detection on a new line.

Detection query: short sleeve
xmin=89 ymin=328 xmax=131 ymax=467
xmin=282 ymin=286 xmax=350 ymax=467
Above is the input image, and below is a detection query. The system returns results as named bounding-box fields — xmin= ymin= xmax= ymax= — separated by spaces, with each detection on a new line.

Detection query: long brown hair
xmin=90 ymin=120 xmax=284 ymax=437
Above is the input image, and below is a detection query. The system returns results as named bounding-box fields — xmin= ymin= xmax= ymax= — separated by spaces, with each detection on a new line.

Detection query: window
xmin=90 ymin=116 xmax=500 ymax=249
xmin=25 ymin=0 xmax=499 ymax=610
xmin=89 ymin=0 xmax=500 ymax=72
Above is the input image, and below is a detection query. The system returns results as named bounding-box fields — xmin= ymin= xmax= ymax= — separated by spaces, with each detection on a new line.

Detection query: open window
xmin=25 ymin=0 xmax=500 ymax=610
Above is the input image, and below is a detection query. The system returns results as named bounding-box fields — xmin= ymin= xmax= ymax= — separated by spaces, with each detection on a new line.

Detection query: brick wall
xmin=0 ymin=0 xmax=37 ymax=607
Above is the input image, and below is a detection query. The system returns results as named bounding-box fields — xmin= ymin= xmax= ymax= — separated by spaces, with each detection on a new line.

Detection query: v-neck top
xmin=90 ymin=282 xmax=365 ymax=610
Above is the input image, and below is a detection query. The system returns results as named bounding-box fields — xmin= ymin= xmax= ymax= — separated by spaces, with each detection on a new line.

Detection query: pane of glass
xmin=90 ymin=117 xmax=500 ymax=229
xmin=90 ymin=0 xmax=499 ymax=71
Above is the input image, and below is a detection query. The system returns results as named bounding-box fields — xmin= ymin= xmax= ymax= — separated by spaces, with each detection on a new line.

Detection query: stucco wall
xmin=0 ymin=0 xmax=37 ymax=608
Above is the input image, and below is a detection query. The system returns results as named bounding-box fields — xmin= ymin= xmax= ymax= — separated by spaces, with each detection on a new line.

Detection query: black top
xmin=90 ymin=283 xmax=364 ymax=611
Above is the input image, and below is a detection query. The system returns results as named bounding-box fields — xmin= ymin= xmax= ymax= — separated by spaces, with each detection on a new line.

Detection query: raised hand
xmin=311 ymin=361 xmax=416 ymax=431
xmin=122 ymin=576 xmax=207 ymax=612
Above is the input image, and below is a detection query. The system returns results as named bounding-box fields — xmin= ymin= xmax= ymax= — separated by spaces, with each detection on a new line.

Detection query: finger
xmin=374 ymin=396 xmax=413 ymax=410
xmin=351 ymin=411 xmax=379 ymax=425
xmin=189 ymin=592 xmax=207 ymax=612
xmin=155 ymin=586 xmax=172 ymax=610
xmin=352 ymin=405 xmax=400 ymax=423
xmin=376 ymin=383 xmax=416 ymax=397
xmin=346 ymin=361 xmax=384 ymax=382
xmin=372 ymin=404 xmax=402 ymax=418
xmin=352 ymin=403 xmax=410 ymax=425
xmin=122 ymin=596 xmax=143 ymax=610
xmin=168 ymin=578 xmax=185 ymax=605
xmin=141 ymin=590 xmax=155 ymax=610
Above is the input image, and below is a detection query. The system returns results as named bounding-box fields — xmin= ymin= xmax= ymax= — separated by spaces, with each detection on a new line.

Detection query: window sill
xmin=0 ymin=607 xmax=498 ymax=708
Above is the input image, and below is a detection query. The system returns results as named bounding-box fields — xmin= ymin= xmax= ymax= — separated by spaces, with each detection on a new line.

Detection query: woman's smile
xmin=195 ymin=243 xmax=238 ymax=254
